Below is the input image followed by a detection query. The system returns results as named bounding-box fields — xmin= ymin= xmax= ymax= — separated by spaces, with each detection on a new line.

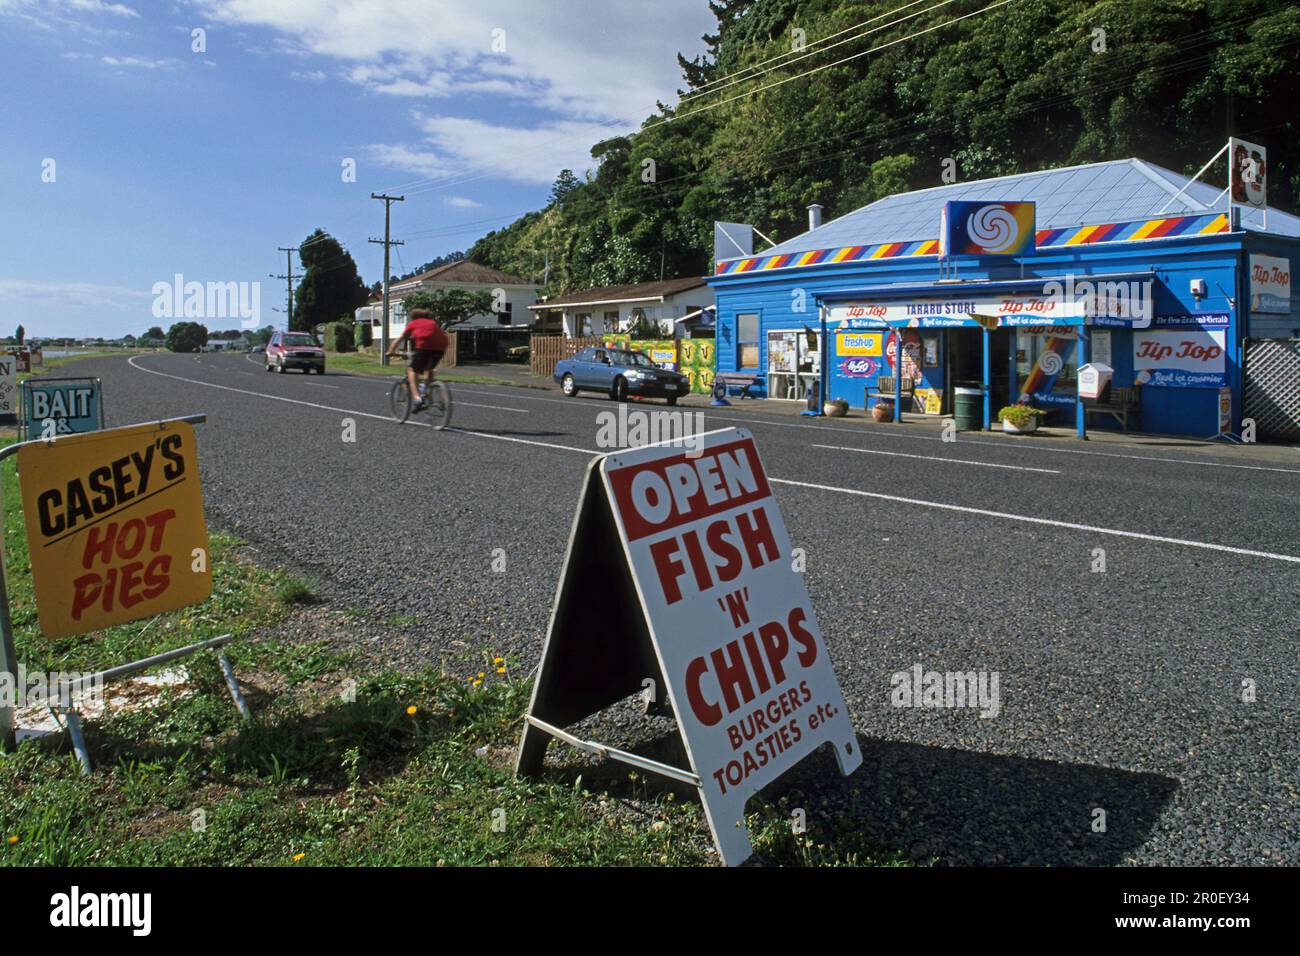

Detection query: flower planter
xmin=1002 ymin=417 xmax=1039 ymax=434
xmin=872 ymin=402 xmax=894 ymax=422
xmin=823 ymin=400 xmax=848 ymax=418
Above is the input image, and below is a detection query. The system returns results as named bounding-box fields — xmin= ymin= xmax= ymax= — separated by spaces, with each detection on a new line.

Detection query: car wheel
xmin=666 ymin=395 xmax=678 ymax=406
xmin=265 ymin=362 xmax=272 ymax=372
xmin=276 ymin=361 xmax=285 ymax=373
xmin=561 ymin=373 xmax=577 ymax=397
xmin=611 ymin=377 xmax=627 ymax=402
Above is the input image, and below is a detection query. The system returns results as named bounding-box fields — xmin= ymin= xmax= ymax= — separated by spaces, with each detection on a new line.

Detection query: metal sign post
xmin=0 ymin=415 xmax=251 ymax=766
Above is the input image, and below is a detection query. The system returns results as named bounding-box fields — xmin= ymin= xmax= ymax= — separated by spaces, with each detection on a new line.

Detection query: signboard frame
xmin=0 ymin=415 xmax=249 ymax=763
xmin=516 ymin=428 xmax=861 ymax=865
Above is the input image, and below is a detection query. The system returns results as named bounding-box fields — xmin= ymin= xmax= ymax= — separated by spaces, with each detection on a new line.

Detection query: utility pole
xmin=369 ymin=193 xmax=405 ymax=366
xmin=271 ymin=246 xmax=298 ymax=331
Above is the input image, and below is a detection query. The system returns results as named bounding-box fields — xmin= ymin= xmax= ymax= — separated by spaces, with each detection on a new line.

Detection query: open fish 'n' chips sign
xmin=517 ymin=427 xmax=859 ymax=865
xmin=18 ymin=420 xmax=212 ymax=638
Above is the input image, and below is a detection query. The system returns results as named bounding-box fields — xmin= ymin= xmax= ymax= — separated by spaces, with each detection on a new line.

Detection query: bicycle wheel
xmin=389 ymin=380 xmax=412 ymax=423
xmin=428 ymin=381 xmax=452 ymax=430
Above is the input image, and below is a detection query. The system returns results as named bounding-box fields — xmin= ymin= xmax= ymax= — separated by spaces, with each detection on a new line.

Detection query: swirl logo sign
xmin=940 ymin=200 xmax=1036 ymax=256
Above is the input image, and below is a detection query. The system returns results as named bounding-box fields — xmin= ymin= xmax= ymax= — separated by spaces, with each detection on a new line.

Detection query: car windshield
xmin=611 ymin=351 xmax=653 ymax=367
xmin=283 ymin=334 xmax=316 ymax=347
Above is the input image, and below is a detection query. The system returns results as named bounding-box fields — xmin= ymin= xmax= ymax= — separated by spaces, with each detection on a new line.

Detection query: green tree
xmin=401 ymin=288 xmax=495 ymax=328
xmin=293 ymin=229 xmax=369 ymax=333
xmin=165 ymin=322 xmax=207 ymax=353
xmin=143 ymin=326 xmax=165 ymax=341
xmin=14 ymin=324 xmax=24 ymax=345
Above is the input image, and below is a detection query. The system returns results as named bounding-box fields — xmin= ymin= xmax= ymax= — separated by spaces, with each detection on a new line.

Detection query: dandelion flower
xmin=5 ymin=835 xmax=16 ymax=845
xmin=406 ymin=705 xmax=418 ymax=716
xmin=496 ymin=667 xmax=506 ymax=674
xmin=292 ymin=852 xmax=305 ymax=862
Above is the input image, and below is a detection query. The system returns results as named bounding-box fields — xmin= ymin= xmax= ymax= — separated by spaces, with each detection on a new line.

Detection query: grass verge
xmin=0 ymin=440 xmax=909 ymax=867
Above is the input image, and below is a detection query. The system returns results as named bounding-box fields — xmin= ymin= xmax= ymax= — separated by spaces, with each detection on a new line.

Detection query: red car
xmin=265 ymin=331 xmax=325 ymax=374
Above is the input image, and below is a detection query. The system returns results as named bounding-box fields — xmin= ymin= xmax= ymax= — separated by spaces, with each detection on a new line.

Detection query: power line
xmin=681 ymin=0 xmax=960 ymax=103
xmin=270 ymin=245 xmax=299 ymax=329
xmin=648 ymin=0 xmax=1017 ymax=128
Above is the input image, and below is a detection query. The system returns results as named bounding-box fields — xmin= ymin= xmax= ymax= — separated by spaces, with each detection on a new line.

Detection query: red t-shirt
xmin=406 ymin=317 xmax=448 ymax=351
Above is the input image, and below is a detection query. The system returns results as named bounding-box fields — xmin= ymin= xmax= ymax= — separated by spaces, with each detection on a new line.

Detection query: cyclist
xmin=387 ymin=307 xmax=449 ymax=409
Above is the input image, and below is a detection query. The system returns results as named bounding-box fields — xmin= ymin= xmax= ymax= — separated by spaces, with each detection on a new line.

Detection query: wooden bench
xmin=1085 ymin=384 xmax=1141 ymax=431
xmin=712 ymin=372 xmax=761 ymax=401
xmin=864 ymin=375 xmax=914 ymax=410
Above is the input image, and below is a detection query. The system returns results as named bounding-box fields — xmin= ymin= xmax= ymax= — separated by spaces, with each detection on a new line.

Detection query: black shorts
xmin=409 ymin=348 xmax=444 ymax=373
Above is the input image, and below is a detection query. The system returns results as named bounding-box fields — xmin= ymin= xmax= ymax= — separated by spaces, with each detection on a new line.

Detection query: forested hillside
xmin=468 ymin=0 xmax=1299 ymax=293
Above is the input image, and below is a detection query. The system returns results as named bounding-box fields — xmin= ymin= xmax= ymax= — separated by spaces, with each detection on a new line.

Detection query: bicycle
xmin=388 ymin=356 xmax=452 ymax=429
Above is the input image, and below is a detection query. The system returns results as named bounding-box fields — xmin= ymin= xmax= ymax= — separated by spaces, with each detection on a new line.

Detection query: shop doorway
xmin=942 ymin=328 xmax=1013 ymax=413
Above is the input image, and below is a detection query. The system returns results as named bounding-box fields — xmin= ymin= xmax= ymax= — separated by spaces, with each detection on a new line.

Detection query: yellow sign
xmin=916 ymin=388 xmax=943 ymax=414
xmin=837 ymin=331 xmax=883 ymax=357
xmin=18 ymin=421 xmax=212 ymax=638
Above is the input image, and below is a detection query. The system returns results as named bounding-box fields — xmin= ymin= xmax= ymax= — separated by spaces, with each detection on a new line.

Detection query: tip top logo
xmin=1041 ymin=274 xmax=1154 ymax=325
xmin=966 ymin=204 xmax=1022 ymax=253
xmin=151 ymin=274 xmax=261 ymax=328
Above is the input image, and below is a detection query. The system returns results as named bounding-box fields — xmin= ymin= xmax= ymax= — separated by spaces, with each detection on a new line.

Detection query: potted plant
xmin=872 ymin=401 xmax=894 ymax=422
xmin=998 ymin=404 xmax=1045 ymax=434
xmin=823 ymin=397 xmax=849 ymax=417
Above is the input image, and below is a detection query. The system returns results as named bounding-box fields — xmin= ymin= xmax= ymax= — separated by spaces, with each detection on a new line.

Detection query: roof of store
xmin=755 ymin=158 xmax=1300 ymax=259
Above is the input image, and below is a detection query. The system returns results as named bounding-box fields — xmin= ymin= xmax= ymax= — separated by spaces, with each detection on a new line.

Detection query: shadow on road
xmin=543 ymin=723 xmax=1178 ymax=866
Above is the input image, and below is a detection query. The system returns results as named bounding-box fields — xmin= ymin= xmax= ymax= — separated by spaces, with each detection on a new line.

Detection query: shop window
xmin=497 ymin=301 xmax=513 ymax=325
xmin=577 ymin=313 xmax=594 ymax=336
xmin=604 ymin=310 xmax=619 ymax=332
xmin=738 ymin=313 xmax=759 ymax=369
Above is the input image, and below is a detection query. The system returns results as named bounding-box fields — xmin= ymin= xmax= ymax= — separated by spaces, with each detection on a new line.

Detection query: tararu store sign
xmin=18 ymin=421 xmax=212 ymax=639
xmin=516 ymin=428 xmax=859 ymax=865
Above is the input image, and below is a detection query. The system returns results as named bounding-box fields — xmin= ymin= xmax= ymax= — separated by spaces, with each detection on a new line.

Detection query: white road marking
xmin=177 ymin=355 xmax=527 ymax=412
xmin=129 ymin=356 xmax=1298 ymax=566
xmin=814 ymin=443 xmax=1061 ymax=474
xmin=418 ymin=384 xmax=1300 ymax=475
xmin=129 ymin=356 xmax=545 ymax=437
xmin=770 ymin=476 xmax=1300 ymax=565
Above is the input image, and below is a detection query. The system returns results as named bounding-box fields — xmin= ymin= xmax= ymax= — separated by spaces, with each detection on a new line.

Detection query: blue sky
xmin=0 ymin=0 xmax=714 ymax=338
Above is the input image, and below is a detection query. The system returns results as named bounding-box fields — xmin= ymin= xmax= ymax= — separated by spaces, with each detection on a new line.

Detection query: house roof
xmin=394 ymin=259 xmax=533 ymax=289
xmin=753 ymin=157 xmax=1300 ymax=260
xmin=528 ymin=276 xmax=709 ymax=310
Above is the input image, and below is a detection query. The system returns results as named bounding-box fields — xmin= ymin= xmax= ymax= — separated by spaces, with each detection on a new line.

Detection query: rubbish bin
xmin=954 ymin=386 xmax=984 ymax=431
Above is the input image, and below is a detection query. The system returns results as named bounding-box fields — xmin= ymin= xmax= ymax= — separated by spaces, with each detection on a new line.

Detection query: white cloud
xmin=197 ymin=0 xmax=711 ymax=123
xmin=0 ymin=279 xmax=152 ymax=337
xmin=0 ymin=0 xmax=138 ymax=20
xmin=366 ymin=114 xmax=623 ymax=186
xmin=445 ymin=196 xmax=480 ymax=208
xmin=102 ymin=55 xmax=178 ymax=69
xmin=290 ymin=69 xmax=327 ymax=82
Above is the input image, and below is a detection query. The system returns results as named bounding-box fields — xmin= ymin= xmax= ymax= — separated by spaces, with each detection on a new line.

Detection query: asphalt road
xmin=71 ymin=352 xmax=1299 ymax=865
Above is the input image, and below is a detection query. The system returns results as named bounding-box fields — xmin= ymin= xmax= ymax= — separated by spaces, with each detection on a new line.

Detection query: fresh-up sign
xmin=837 ymin=331 xmax=883 ymax=356
xmin=18 ymin=421 xmax=212 ymax=638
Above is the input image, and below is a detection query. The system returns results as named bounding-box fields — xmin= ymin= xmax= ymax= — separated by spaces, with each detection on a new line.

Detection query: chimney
xmin=807 ymin=203 xmax=824 ymax=231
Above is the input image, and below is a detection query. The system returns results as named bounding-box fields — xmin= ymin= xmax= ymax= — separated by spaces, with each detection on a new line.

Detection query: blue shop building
xmin=709 ymin=157 xmax=1300 ymax=437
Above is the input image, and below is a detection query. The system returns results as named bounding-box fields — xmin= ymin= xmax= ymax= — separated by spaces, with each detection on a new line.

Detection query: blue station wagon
xmin=554 ymin=347 xmax=690 ymax=405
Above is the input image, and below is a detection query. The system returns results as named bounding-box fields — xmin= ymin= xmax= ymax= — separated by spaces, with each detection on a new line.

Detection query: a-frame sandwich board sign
xmin=517 ymin=427 xmax=861 ymax=866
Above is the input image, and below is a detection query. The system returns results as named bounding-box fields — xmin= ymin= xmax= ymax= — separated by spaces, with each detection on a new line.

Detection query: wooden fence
xmin=530 ymin=335 xmax=601 ymax=378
